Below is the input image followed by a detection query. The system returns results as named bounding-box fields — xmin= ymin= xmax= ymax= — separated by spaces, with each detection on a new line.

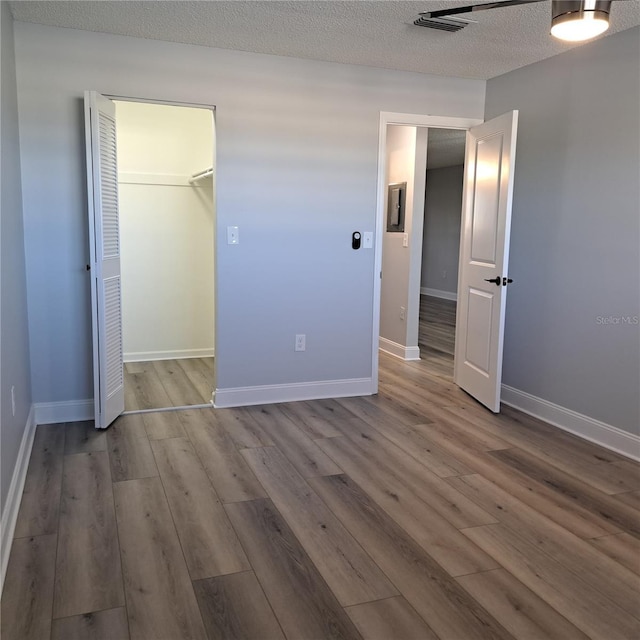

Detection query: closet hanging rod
xmin=188 ymin=167 xmax=213 ymax=184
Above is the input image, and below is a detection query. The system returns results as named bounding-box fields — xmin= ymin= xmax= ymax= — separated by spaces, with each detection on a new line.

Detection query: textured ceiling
xmin=9 ymin=1 xmax=640 ymax=80
xmin=427 ymin=128 xmax=466 ymax=169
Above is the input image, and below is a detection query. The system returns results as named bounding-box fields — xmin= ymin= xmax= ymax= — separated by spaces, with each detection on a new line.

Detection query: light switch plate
xmin=402 ymin=233 xmax=409 ymax=248
xmin=227 ymin=226 xmax=239 ymax=245
xmin=363 ymin=231 xmax=373 ymax=249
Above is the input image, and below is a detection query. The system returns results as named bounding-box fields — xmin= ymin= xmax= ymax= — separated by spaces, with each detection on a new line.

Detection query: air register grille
xmin=413 ymin=16 xmax=468 ymax=31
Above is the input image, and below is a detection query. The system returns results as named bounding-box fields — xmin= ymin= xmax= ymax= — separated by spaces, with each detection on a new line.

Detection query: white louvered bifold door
xmin=85 ymin=91 xmax=124 ymax=429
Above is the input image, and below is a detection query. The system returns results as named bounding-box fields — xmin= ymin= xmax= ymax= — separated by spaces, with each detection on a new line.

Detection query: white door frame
xmin=371 ymin=112 xmax=483 ymax=392
xmin=103 ymin=93 xmax=218 ymax=401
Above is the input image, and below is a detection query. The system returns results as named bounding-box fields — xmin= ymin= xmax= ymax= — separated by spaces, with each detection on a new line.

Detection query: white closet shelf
xmin=188 ymin=167 xmax=214 ymax=184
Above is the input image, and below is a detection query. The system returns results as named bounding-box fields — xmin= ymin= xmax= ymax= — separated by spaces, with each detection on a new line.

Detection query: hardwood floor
xmin=418 ymin=294 xmax=457 ymax=378
xmin=3 ymin=298 xmax=639 ymax=639
xmin=124 ymin=357 xmax=214 ymax=411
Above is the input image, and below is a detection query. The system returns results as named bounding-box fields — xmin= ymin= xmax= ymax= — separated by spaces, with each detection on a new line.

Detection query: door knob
xmin=484 ymin=277 xmax=501 ymax=286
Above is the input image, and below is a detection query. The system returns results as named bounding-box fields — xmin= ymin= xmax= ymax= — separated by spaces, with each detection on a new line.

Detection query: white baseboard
xmin=34 ymin=399 xmax=93 ymax=425
xmin=1 ymin=405 xmax=36 ymax=594
xmin=379 ymin=338 xmax=421 ymax=361
xmin=420 ymin=287 xmax=457 ymax=302
xmin=214 ymin=377 xmax=373 ymax=408
xmin=35 ymin=376 xmax=372 ymax=417
xmin=124 ymin=348 xmax=214 ymax=363
xmin=501 ymin=385 xmax=640 ymax=462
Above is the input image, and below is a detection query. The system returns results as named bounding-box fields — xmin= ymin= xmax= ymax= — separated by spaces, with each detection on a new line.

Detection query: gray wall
xmin=13 ymin=22 xmax=485 ymax=403
xmin=1 ymin=1 xmax=32 ymax=513
xmin=486 ymin=27 xmax=640 ymax=435
xmin=421 ymin=164 xmax=464 ymax=296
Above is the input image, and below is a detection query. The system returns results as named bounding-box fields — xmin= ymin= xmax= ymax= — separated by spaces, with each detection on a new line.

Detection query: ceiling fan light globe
xmin=551 ymin=1 xmax=611 ymax=42
xmin=551 ymin=15 xmax=610 ymax=41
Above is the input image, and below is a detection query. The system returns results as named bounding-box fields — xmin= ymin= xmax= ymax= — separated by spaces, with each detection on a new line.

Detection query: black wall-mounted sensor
xmin=352 ymin=232 xmax=361 ymax=250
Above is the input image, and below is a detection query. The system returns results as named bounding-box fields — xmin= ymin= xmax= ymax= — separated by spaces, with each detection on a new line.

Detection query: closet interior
xmin=114 ymin=100 xmax=216 ymax=411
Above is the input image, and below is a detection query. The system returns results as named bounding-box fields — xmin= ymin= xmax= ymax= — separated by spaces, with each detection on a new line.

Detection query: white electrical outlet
xmin=11 ymin=385 xmax=16 ymax=417
xmin=400 ymin=307 xmax=406 ymax=321
xmin=442 ymin=270 xmax=447 ymax=279
xmin=295 ymin=334 xmax=306 ymax=351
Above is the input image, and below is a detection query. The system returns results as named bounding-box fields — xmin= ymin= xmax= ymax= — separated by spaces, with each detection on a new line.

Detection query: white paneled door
xmin=85 ymin=91 xmax=124 ymax=429
xmin=454 ymin=111 xmax=518 ymax=412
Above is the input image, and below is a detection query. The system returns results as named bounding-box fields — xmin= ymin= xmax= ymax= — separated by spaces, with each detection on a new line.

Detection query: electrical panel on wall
xmin=387 ymin=182 xmax=406 ymax=232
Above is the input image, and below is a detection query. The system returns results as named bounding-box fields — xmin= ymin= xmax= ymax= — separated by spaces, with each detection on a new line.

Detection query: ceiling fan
xmin=414 ymin=0 xmax=613 ymax=42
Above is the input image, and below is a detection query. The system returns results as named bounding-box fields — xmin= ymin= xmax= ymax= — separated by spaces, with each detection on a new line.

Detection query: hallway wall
xmin=421 ymin=164 xmax=464 ymax=298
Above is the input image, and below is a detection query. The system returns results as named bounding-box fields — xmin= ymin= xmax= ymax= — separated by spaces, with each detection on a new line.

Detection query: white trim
xmin=118 ymin=172 xmax=210 ymax=187
xmin=214 ymin=378 xmax=373 ymax=409
xmin=34 ymin=400 xmax=93 ymax=425
xmin=420 ymin=287 xmax=458 ymax=302
xmin=35 ymin=396 xmax=218 ymax=424
xmin=372 ymin=112 xmax=483 ymax=395
xmin=381 ymin=113 xmax=485 ymax=128
xmin=107 ymin=94 xmax=217 ymax=111
xmin=124 ymin=348 xmax=214 ymax=363
xmin=378 ymin=338 xmax=421 ymax=361
xmin=501 ymin=385 xmax=640 ymax=462
xmin=1 ymin=405 xmax=36 ymax=594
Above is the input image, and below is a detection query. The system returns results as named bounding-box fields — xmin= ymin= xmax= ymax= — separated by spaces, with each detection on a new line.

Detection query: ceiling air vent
xmin=413 ymin=15 xmax=469 ymax=32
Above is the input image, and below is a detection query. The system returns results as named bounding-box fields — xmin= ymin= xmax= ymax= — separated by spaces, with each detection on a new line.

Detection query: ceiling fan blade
xmin=423 ymin=0 xmax=545 ymax=20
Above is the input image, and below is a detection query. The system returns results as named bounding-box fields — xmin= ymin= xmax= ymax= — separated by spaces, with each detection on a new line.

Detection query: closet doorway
xmin=114 ymin=99 xmax=216 ymax=412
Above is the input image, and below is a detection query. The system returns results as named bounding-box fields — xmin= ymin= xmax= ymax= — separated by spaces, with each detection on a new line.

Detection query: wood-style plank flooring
xmin=418 ymin=294 xmax=457 ymax=377
xmin=124 ymin=357 xmax=214 ymax=411
xmin=3 ymin=297 xmax=639 ymax=639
